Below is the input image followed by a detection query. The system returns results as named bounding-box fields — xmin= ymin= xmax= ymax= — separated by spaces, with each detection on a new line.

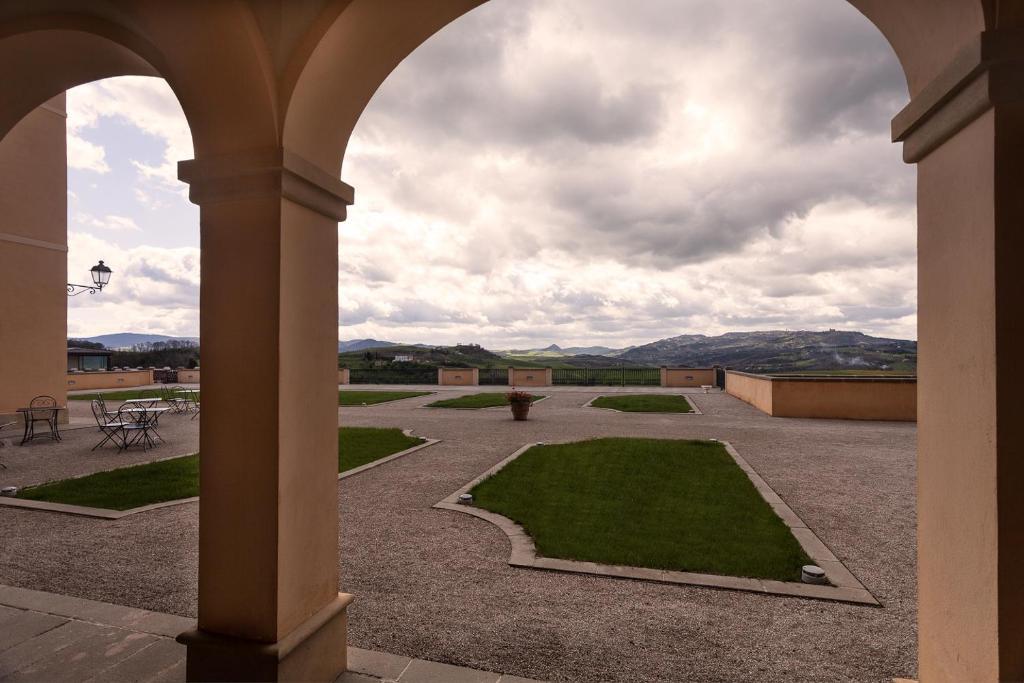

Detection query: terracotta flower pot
xmin=510 ymin=400 xmax=531 ymax=421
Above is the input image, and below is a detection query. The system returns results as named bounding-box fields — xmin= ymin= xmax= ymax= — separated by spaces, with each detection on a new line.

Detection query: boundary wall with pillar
xmin=509 ymin=367 xmax=552 ymax=387
xmin=177 ymin=369 xmax=200 ymax=384
xmin=66 ymin=370 xmax=154 ymax=391
xmin=660 ymin=367 xmax=715 ymax=387
xmin=725 ymin=370 xmax=916 ymax=421
xmin=438 ymin=367 xmax=478 ymax=386
xmin=338 ymin=368 xmax=350 ymax=385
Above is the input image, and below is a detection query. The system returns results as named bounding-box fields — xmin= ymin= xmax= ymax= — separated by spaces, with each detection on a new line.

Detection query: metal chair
xmin=188 ymin=389 xmax=201 ymax=420
xmin=91 ymin=400 xmax=127 ymax=451
xmin=174 ymin=386 xmax=198 ymax=413
xmin=115 ymin=405 xmax=150 ymax=451
xmin=159 ymin=386 xmax=185 ymax=413
xmin=94 ymin=395 xmax=118 ymax=424
xmin=21 ymin=395 xmax=60 ymax=445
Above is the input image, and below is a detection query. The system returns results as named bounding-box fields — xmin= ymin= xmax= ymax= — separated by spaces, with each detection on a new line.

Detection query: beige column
xmin=175 ymin=149 xmax=353 ymax=682
xmin=894 ymin=32 xmax=1024 ymax=682
xmin=0 ymin=96 xmax=67 ymax=425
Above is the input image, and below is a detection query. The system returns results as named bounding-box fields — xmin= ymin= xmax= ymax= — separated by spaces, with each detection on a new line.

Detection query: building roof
xmin=67 ymin=347 xmax=113 ymax=356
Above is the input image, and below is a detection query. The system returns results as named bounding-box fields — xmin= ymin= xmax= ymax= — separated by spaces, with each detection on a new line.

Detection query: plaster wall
xmin=66 ymin=370 xmax=154 ymax=390
xmin=177 ymin=369 xmax=200 ymax=383
xmin=661 ymin=368 xmax=715 ymax=387
xmin=0 ymin=96 xmax=67 ymax=424
xmin=771 ymin=378 xmax=916 ymax=421
xmin=509 ymin=367 xmax=552 ymax=387
xmin=724 ymin=371 xmax=774 ymax=414
xmin=438 ymin=368 xmax=478 ymax=386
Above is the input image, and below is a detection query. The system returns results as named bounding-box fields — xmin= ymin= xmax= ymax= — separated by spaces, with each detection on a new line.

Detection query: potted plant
xmin=507 ymin=390 xmax=533 ymax=421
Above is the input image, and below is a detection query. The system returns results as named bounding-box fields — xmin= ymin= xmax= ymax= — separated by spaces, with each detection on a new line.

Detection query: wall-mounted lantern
xmin=67 ymin=260 xmax=112 ymax=296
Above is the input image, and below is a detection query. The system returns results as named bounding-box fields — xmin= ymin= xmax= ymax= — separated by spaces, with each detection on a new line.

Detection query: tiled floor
xmin=0 ymin=585 xmax=542 ymax=682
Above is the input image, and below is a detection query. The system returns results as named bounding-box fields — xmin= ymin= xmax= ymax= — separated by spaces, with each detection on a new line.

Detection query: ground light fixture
xmin=801 ymin=565 xmax=827 ymax=585
xmin=67 ymin=260 xmax=112 ymax=296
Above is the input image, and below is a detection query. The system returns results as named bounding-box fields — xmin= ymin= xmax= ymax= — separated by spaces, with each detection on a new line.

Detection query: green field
xmin=426 ymin=393 xmax=546 ymax=409
xmin=470 ymin=438 xmax=810 ymax=581
xmin=338 ymin=391 xmax=431 ymax=405
xmin=590 ymin=394 xmax=694 ymax=413
xmin=69 ymin=389 xmax=197 ymax=402
xmin=18 ymin=427 xmax=424 ymax=510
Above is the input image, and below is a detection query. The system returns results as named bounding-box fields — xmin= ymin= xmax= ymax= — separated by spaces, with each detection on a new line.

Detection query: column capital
xmin=893 ymin=29 xmax=1024 ymax=163
xmin=178 ymin=148 xmax=354 ymax=221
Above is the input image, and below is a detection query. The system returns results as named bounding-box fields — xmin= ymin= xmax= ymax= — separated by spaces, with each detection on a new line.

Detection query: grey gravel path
xmin=0 ymin=388 xmax=916 ymax=682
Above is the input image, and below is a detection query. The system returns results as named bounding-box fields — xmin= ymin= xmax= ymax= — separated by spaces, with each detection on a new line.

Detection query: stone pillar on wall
xmin=175 ymin=150 xmax=353 ymax=681
xmin=0 ymin=96 xmax=67 ymax=424
xmin=338 ymin=368 xmax=350 ymax=385
xmin=659 ymin=367 xmax=667 ymax=387
xmin=892 ymin=32 xmax=1024 ymax=682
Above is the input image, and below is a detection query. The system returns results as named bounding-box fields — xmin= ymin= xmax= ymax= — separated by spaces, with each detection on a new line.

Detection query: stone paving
xmin=0 ymin=386 xmax=917 ymax=682
xmin=0 ymin=584 xmax=541 ymax=682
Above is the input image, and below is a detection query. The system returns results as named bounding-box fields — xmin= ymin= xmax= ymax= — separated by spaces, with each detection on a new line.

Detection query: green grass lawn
xmin=470 ymin=438 xmax=810 ymax=581
xmin=18 ymin=427 xmax=424 ymax=510
xmin=426 ymin=393 xmax=546 ymax=409
xmin=68 ymin=389 xmax=198 ymax=402
xmin=339 ymin=391 xmax=431 ymax=406
xmin=591 ymin=394 xmax=694 ymax=413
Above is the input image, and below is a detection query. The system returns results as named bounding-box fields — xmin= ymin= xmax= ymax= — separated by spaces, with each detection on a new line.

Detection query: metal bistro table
xmin=17 ymin=405 xmax=66 ymax=445
xmin=118 ymin=407 xmax=170 ymax=450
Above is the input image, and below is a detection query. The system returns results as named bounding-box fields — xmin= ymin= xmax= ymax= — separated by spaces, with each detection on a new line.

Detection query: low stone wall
xmin=509 ymin=367 xmax=552 ymax=387
xmin=438 ymin=368 xmax=478 ymax=386
xmin=66 ymin=369 xmax=154 ymax=391
xmin=724 ymin=371 xmax=774 ymax=414
xmin=726 ymin=370 xmax=916 ymax=421
xmin=177 ymin=369 xmax=200 ymax=383
xmin=660 ymin=367 xmax=716 ymax=387
xmin=338 ymin=368 xmax=350 ymax=385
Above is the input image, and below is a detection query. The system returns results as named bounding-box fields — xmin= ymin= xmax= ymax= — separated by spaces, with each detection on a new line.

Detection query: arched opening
xmin=1 ymin=2 xmax=1022 ymax=682
xmin=325 ymin=3 xmax=917 ymax=681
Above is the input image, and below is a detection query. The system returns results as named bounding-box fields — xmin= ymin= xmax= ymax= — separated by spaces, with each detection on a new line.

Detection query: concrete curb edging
xmin=434 ymin=440 xmax=880 ymax=606
xmin=581 ymin=394 xmax=703 ymax=415
xmin=338 ymin=391 xmax=437 ymax=407
xmin=1 ymin=431 xmax=441 ymax=519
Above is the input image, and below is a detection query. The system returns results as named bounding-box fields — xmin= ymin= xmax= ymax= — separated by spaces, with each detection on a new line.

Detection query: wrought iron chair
xmin=21 ymin=395 xmax=61 ymax=445
xmin=187 ymin=389 xmax=201 ymax=420
xmin=91 ymin=400 xmax=127 ymax=451
xmin=175 ymin=386 xmax=198 ymax=413
xmin=94 ymin=395 xmax=118 ymax=425
xmin=159 ymin=385 xmax=185 ymax=413
xmin=115 ymin=404 xmax=150 ymax=451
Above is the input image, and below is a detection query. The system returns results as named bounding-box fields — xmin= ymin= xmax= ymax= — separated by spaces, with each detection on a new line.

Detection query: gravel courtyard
xmin=0 ymin=387 xmax=917 ymax=682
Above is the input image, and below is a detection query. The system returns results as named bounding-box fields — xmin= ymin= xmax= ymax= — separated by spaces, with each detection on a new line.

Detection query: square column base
xmin=177 ymin=593 xmax=352 ymax=682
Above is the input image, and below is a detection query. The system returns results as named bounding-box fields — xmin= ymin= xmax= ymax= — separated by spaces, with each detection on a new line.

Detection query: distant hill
xmin=84 ymin=333 xmax=199 ymax=350
xmin=618 ymin=330 xmax=916 ymax=373
xmin=500 ymin=344 xmax=625 ymax=357
xmin=338 ymin=339 xmax=401 ymax=352
xmin=339 ymin=343 xmax=510 ymax=368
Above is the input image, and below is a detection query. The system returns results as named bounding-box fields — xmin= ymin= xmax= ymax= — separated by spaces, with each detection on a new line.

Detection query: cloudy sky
xmin=65 ymin=0 xmax=916 ymax=348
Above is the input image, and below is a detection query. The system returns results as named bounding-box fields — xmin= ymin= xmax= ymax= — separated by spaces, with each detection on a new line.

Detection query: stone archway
xmin=0 ymin=2 xmax=1021 ymax=681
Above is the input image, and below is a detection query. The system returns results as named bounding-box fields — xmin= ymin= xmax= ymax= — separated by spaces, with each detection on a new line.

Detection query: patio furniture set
xmin=90 ymin=387 xmax=199 ymax=452
xmin=7 ymin=387 xmax=199 ymax=453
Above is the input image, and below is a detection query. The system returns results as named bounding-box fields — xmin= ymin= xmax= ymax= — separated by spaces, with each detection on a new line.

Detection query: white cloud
xmin=66 ymin=135 xmax=109 ymax=173
xmin=66 ymin=231 xmax=199 ymax=338
xmin=73 ymin=212 xmax=141 ymax=232
xmin=66 ymin=1 xmax=917 ymax=348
